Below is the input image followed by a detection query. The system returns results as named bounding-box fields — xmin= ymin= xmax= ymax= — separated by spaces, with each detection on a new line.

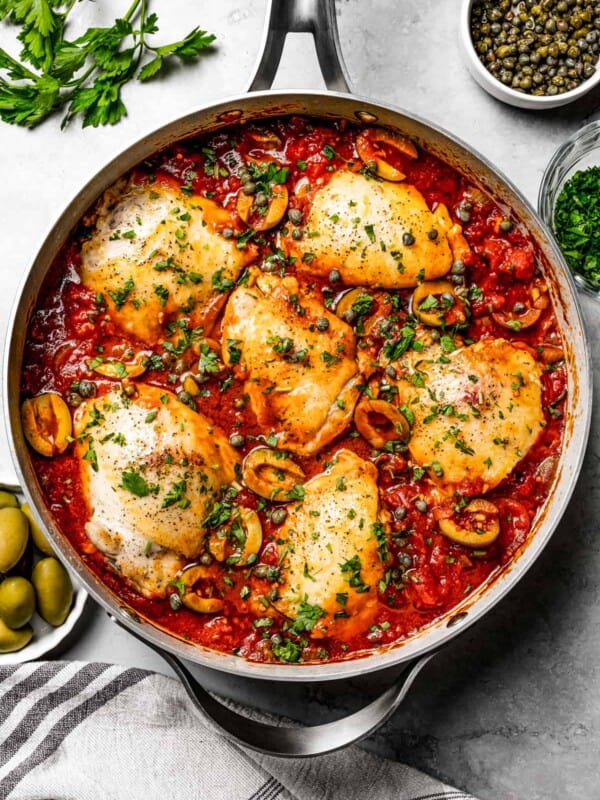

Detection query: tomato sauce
xmin=21 ymin=116 xmax=566 ymax=664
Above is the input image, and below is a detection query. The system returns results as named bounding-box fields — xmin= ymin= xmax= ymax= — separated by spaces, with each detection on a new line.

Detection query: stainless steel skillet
xmin=3 ymin=0 xmax=592 ymax=757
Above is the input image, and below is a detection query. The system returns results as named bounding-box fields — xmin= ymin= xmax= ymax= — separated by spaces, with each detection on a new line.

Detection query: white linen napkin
xmin=0 ymin=661 xmax=477 ymax=800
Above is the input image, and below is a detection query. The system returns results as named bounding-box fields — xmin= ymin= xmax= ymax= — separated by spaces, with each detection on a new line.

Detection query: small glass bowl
xmin=538 ymin=121 xmax=600 ymax=299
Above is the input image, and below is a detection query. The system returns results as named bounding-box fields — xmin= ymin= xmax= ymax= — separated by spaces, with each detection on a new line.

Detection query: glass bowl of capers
xmin=461 ymin=0 xmax=600 ymax=109
xmin=539 ymin=120 xmax=600 ymax=297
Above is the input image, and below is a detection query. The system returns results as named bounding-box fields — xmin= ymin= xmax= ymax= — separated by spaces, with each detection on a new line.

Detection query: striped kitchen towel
xmin=0 ymin=661 xmax=477 ymax=800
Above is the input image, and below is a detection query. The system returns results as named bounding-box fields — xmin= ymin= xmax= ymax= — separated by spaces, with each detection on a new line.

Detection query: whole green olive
xmin=21 ymin=502 xmax=55 ymax=556
xmin=0 ymin=576 xmax=35 ymax=629
xmin=0 ymin=507 xmax=29 ymax=572
xmin=0 ymin=617 xmax=32 ymax=653
xmin=0 ymin=491 xmax=18 ymax=510
xmin=31 ymin=558 xmax=73 ymax=627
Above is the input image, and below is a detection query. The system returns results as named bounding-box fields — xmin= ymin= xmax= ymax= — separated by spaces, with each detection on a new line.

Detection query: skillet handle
xmin=111 ymin=615 xmax=435 ymax=757
xmin=248 ymin=0 xmax=352 ymax=93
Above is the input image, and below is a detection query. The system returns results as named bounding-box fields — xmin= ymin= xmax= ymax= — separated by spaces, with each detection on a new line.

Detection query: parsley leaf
xmin=0 ymin=1 xmax=215 ymax=129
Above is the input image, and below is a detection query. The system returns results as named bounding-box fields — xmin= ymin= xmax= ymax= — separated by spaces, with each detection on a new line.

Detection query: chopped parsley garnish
xmin=154 ymin=284 xmax=169 ymax=307
xmin=320 ymin=351 xmax=341 ymax=367
xmin=211 ymin=268 xmax=234 ymax=293
xmin=227 ymin=339 xmax=242 ymax=365
xmin=108 ymin=278 xmax=135 ymax=311
xmin=272 ymin=638 xmax=302 ymax=662
xmin=340 ymin=554 xmax=370 ymax=593
xmin=554 ymin=166 xmax=600 ymax=289
xmin=162 ymin=479 xmax=190 ymax=509
xmin=286 ymin=485 xmax=306 ymax=502
xmin=197 ymin=342 xmax=219 ymax=374
xmin=291 ymin=601 xmax=326 ymax=634
xmin=120 ymin=470 xmax=158 ymax=498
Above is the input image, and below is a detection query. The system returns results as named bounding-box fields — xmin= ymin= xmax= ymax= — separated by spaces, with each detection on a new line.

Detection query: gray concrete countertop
xmin=1 ymin=2 xmax=599 ymax=799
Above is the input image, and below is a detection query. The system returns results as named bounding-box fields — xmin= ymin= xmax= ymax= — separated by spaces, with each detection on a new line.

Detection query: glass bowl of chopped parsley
xmin=539 ymin=121 xmax=600 ymax=297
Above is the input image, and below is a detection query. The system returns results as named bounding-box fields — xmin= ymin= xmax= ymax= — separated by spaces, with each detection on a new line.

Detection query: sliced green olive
xmin=0 ymin=576 xmax=35 ymax=629
xmin=90 ymin=355 xmax=147 ymax=379
xmin=242 ymin=447 xmax=305 ymax=500
xmin=237 ymin=183 xmax=288 ymax=231
xmin=21 ymin=393 xmax=72 ymax=457
xmin=179 ymin=565 xmax=224 ymax=614
xmin=247 ymin=130 xmax=283 ymax=149
xmin=0 ymin=507 xmax=29 ymax=572
xmin=438 ymin=499 xmax=501 ymax=548
xmin=492 ymin=307 xmax=542 ymax=330
xmin=237 ymin=508 xmax=263 ymax=565
xmin=207 ymin=532 xmax=227 ymax=562
xmin=538 ymin=344 xmax=565 ymax=364
xmin=21 ymin=502 xmax=55 ymax=556
xmin=335 ymin=288 xmax=373 ymax=327
xmin=356 ymin=127 xmax=418 ymax=181
xmin=354 ymin=399 xmax=411 ymax=449
xmin=412 ymin=280 xmax=459 ymax=327
xmin=0 ymin=617 xmax=32 ymax=653
xmin=31 ymin=557 xmax=74 ymax=626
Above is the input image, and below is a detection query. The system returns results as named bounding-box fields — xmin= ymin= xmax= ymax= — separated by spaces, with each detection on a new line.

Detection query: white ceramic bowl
xmin=460 ymin=0 xmax=600 ymax=109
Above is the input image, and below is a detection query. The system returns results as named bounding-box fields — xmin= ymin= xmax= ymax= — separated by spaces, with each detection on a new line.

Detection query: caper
xmin=199 ymin=552 xmax=213 ymax=566
xmin=0 ymin=491 xmax=18 ymax=510
xmin=253 ymin=564 xmax=269 ymax=579
xmin=271 ymin=508 xmax=288 ymax=525
xmin=470 ymin=0 xmax=597 ymax=96
xmin=316 ymin=317 xmax=330 ymax=332
xmin=451 ymin=258 xmax=466 ymax=275
xmin=269 ymin=589 xmax=279 ymax=602
xmin=127 ymin=385 xmax=142 ymax=402
xmin=288 ymin=208 xmax=302 ymax=225
xmin=270 ymin=632 xmax=283 ymax=646
xmin=0 ymin=507 xmax=29 ymax=572
xmin=394 ymin=506 xmax=407 ymax=520
xmin=169 ymin=593 xmax=183 ymax=611
xmin=254 ymin=192 xmax=268 ymax=207
xmin=428 ymin=229 xmax=438 ymax=240
xmin=415 ymin=499 xmax=428 ymax=513
xmin=402 ymin=232 xmax=415 ymax=246
xmin=222 ymin=227 xmax=234 ymax=239
xmin=457 ymin=206 xmax=471 ymax=223
xmin=177 ymin=391 xmax=195 ymax=408
xmin=229 ymin=433 xmax=246 ymax=449
xmin=234 ymin=396 xmax=246 ymax=410
xmin=399 ymin=553 xmax=413 ymax=569
xmin=500 ymin=217 xmax=514 ymax=231
xmin=386 ymin=364 xmax=398 ymax=379
xmin=0 ymin=617 xmax=32 ymax=653
xmin=513 ymin=301 xmax=527 ymax=313
xmin=0 ymin=577 xmax=35 ymax=629
xmin=328 ymin=269 xmax=342 ymax=284
xmin=291 ymin=228 xmax=303 ymax=241
xmin=242 ymin=181 xmax=256 ymax=196
xmin=31 ymin=557 xmax=73 ymax=627
xmin=78 ymin=380 xmax=96 ymax=398
xmin=342 ymin=309 xmax=357 ymax=324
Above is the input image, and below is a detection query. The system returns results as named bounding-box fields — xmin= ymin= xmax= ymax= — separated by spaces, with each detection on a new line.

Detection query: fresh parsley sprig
xmin=0 ymin=0 xmax=215 ymax=128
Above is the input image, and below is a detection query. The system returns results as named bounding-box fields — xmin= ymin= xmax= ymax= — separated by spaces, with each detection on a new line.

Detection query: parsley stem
xmin=123 ymin=0 xmax=144 ymax=24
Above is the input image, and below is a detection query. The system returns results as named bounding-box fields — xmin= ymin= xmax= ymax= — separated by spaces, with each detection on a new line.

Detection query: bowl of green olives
xmin=0 ymin=490 xmax=87 ymax=662
xmin=462 ymin=0 xmax=600 ymax=109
